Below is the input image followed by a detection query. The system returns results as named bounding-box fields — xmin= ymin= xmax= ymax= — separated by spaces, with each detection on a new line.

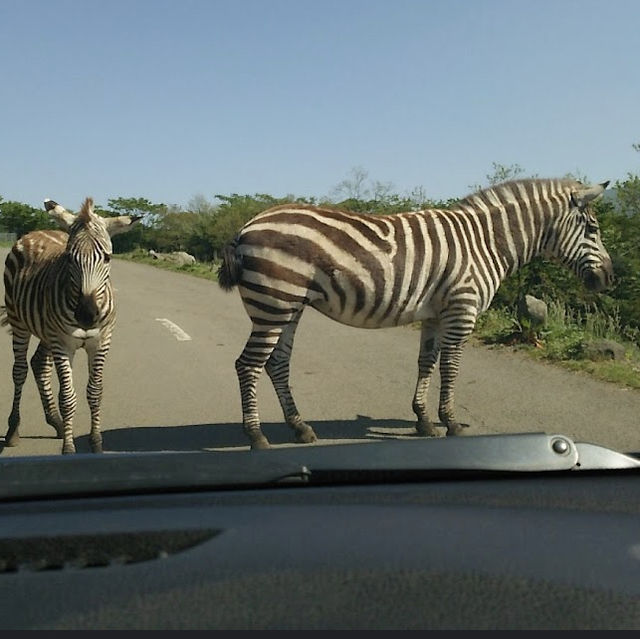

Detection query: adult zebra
xmin=2 ymin=198 xmax=140 ymax=454
xmin=218 ymin=178 xmax=613 ymax=449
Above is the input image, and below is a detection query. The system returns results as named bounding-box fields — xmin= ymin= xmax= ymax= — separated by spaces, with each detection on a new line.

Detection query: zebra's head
xmin=46 ymin=197 xmax=142 ymax=329
xmin=544 ymin=180 xmax=614 ymax=293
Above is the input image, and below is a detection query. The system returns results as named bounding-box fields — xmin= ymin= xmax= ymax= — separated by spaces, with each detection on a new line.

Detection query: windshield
xmin=1 ymin=1 xmax=639 ymax=477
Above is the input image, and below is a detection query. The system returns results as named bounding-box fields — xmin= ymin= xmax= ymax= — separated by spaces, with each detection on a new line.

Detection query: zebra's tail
xmin=217 ymin=239 xmax=243 ymax=291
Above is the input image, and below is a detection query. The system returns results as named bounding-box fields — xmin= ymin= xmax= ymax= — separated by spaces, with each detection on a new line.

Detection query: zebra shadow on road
xmin=72 ymin=415 xmax=448 ymax=453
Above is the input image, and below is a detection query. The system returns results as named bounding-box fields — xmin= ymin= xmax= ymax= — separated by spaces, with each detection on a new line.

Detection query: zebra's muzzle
xmin=74 ymin=294 xmax=100 ymax=329
xmin=583 ymin=266 xmax=613 ymax=293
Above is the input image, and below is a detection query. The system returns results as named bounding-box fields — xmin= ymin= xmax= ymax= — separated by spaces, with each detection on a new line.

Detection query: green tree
xmin=467 ymin=162 xmax=526 ymax=193
xmin=614 ymin=173 xmax=640 ymax=217
xmin=207 ymin=194 xmax=286 ymax=256
xmin=596 ymin=160 xmax=640 ymax=335
xmin=331 ymin=166 xmax=370 ymax=201
xmin=100 ymin=196 xmax=167 ymax=253
xmin=104 ymin=196 xmax=166 ymax=224
xmin=0 ymin=199 xmax=54 ymax=237
xmin=486 ymin=161 xmax=525 ymax=185
xmin=174 ymin=195 xmax=221 ymax=260
xmin=150 ymin=207 xmax=202 ymax=255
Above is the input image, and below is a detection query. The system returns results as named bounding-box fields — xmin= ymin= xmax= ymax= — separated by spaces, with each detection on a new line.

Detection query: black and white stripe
xmin=2 ymin=198 xmax=140 ymax=454
xmin=218 ymin=178 xmax=613 ymax=449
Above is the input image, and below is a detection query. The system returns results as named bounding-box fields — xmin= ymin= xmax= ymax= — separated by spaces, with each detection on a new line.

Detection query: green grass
xmin=475 ymin=304 xmax=640 ymax=389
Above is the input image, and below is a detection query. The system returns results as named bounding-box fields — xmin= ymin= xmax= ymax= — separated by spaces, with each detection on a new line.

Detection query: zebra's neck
xmin=452 ymin=179 xmax=570 ymax=280
xmin=48 ymin=260 xmax=78 ymax=323
xmin=49 ymin=259 xmax=112 ymax=329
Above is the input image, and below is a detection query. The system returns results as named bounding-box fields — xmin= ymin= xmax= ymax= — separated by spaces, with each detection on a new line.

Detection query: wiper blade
xmin=261 ymin=432 xmax=640 ymax=475
xmin=1 ymin=433 xmax=637 ymax=501
xmin=0 ymin=451 xmax=309 ymax=501
xmin=573 ymin=441 xmax=640 ymax=470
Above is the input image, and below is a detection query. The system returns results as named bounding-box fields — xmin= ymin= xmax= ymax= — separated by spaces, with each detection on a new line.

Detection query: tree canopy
xmin=2 ymin=155 xmax=639 ymax=341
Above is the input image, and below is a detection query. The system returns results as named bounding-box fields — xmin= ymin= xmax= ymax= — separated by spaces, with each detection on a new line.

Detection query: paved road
xmin=1 ymin=248 xmax=639 ymax=456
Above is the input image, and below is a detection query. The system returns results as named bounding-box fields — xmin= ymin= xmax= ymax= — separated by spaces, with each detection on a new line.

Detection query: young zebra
xmin=2 ymin=198 xmax=140 ymax=454
xmin=218 ymin=178 xmax=613 ymax=449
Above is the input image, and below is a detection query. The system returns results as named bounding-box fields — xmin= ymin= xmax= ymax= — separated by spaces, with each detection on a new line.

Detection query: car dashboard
xmin=0 ymin=433 xmax=639 ymax=630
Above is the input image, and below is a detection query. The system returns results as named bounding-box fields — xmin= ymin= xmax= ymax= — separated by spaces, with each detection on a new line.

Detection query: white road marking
xmin=155 ymin=318 xmax=192 ymax=341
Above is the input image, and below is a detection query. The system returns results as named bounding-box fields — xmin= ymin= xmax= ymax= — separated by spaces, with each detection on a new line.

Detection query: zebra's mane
xmin=456 ymin=177 xmax=580 ymax=211
xmin=259 ymin=178 xmax=582 ymax=221
xmin=71 ymin=197 xmax=106 ymax=234
xmin=68 ymin=197 xmax=112 ymax=250
xmin=77 ymin=197 xmax=95 ymax=222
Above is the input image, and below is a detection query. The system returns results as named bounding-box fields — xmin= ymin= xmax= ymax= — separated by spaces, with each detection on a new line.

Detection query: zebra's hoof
xmin=446 ymin=423 xmax=469 ymax=436
xmin=90 ymin=433 xmax=103 ymax=453
xmin=294 ymin=425 xmax=317 ymax=444
xmin=248 ymin=433 xmax=271 ymax=450
xmin=47 ymin=419 xmax=64 ymax=438
xmin=415 ymin=420 xmax=439 ymax=437
xmin=62 ymin=442 xmax=76 ymax=454
xmin=4 ymin=433 xmax=20 ymax=447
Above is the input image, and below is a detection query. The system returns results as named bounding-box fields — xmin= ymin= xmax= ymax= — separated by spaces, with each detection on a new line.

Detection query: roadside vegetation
xmin=2 ymin=152 xmax=640 ymax=389
xmin=119 ymin=248 xmax=218 ymax=281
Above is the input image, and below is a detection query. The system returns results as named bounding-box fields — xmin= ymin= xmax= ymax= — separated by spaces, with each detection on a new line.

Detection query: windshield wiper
xmin=0 ymin=432 xmax=637 ymax=501
xmin=261 ymin=432 xmax=640 ymax=477
xmin=0 ymin=451 xmax=310 ymax=501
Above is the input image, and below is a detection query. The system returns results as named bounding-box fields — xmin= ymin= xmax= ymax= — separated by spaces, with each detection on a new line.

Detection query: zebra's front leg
xmin=30 ymin=342 xmax=64 ymax=438
xmin=5 ymin=330 xmax=31 ymax=447
xmin=265 ymin=313 xmax=317 ymax=445
xmin=412 ymin=321 xmax=440 ymax=437
xmin=438 ymin=341 xmax=468 ymax=437
xmin=86 ymin=341 xmax=110 ymax=453
xmin=53 ymin=351 xmax=78 ymax=454
xmin=437 ymin=308 xmax=477 ymax=436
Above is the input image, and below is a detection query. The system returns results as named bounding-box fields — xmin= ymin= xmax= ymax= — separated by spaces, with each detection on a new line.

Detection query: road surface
xmin=1 ymin=248 xmax=639 ymax=456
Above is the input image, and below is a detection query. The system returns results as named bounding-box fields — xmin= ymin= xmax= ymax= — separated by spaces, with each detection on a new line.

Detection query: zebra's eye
xmin=104 ymin=253 xmax=112 ymax=263
xmin=586 ymin=220 xmax=599 ymax=235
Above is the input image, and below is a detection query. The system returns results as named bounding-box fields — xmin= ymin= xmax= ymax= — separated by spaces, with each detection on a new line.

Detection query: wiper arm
xmin=1 ymin=433 xmax=637 ymax=501
xmin=0 ymin=451 xmax=309 ymax=501
xmin=261 ymin=432 xmax=640 ymax=475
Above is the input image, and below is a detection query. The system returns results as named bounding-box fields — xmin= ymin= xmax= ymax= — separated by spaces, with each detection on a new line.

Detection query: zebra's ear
xmin=103 ymin=214 xmax=143 ymax=237
xmin=44 ymin=199 xmax=76 ymax=230
xmin=570 ymin=181 xmax=610 ymax=209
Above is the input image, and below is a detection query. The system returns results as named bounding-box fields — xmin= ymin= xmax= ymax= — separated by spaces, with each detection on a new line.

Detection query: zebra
xmin=218 ymin=178 xmax=613 ymax=449
xmin=2 ymin=197 xmax=141 ymax=454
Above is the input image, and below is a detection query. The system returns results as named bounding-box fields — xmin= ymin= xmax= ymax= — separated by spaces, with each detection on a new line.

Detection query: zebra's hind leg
xmin=265 ymin=311 xmax=317 ymax=445
xmin=235 ymin=325 xmax=287 ymax=450
xmin=5 ymin=329 xmax=31 ymax=447
xmin=412 ymin=320 xmax=441 ymax=437
xmin=31 ymin=341 xmax=64 ymax=438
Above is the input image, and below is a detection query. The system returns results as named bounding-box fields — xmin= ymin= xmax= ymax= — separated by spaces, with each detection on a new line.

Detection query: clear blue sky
xmin=1 ymin=0 xmax=639 ymax=210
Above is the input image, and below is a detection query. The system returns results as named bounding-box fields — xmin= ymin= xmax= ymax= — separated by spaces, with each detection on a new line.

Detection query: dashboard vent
xmin=0 ymin=529 xmax=220 ymax=573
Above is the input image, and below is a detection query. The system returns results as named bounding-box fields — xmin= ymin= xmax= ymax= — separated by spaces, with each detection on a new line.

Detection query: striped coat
xmin=219 ymin=178 xmax=613 ymax=449
xmin=2 ymin=198 xmax=140 ymax=454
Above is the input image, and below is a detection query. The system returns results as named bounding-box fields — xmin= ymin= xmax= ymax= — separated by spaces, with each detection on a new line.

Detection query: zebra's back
xmin=3 ymin=230 xmax=68 ymax=339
